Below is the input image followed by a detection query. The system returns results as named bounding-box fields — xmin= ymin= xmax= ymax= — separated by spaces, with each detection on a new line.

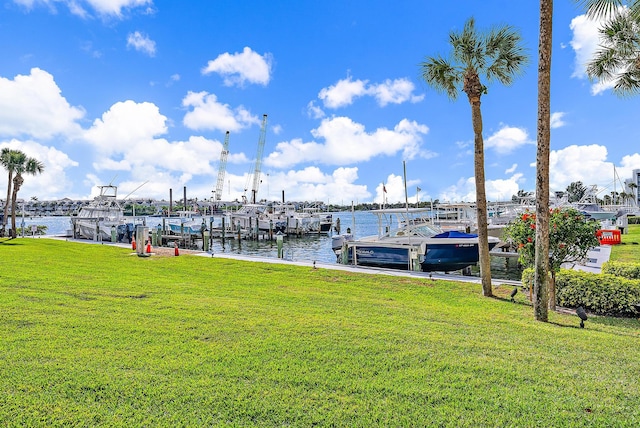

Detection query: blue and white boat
xmin=333 ymin=208 xmax=499 ymax=272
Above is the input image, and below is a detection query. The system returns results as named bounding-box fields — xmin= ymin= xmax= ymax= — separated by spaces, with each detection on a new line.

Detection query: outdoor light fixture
xmin=576 ymin=306 xmax=588 ymax=328
xmin=510 ymin=287 xmax=518 ymax=302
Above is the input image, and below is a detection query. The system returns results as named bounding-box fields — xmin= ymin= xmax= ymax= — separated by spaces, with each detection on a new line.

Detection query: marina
xmin=17 ymin=210 xmax=525 ymax=280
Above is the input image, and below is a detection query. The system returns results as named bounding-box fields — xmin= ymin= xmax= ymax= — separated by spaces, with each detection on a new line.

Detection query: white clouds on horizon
xmin=202 ymin=47 xmax=273 ymax=87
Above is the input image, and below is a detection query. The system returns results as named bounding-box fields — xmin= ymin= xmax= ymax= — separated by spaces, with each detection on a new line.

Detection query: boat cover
xmin=433 ymin=231 xmax=478 ymax=239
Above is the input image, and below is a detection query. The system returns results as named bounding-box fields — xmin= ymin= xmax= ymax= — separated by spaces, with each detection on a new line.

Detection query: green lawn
xmin=1 ymin=238 xmax=639 ymax=427
xmin=610 ymin=223 xmax=640 ymax=263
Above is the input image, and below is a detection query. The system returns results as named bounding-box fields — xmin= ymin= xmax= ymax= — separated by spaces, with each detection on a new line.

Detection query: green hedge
xmin=628 ymin=215 xmax=640 ymax=225
xmin=521 ymin=268 xmax=640 ymax=317
xmin=602 ymin=261 xmax=640 ymax=279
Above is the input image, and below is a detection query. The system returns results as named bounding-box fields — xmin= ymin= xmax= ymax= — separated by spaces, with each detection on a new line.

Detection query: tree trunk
xmin=549 ymin=271 xmax=556 ymax=311
xmin=2 ymin=171 xmax=12 ymax=236
xmin=465 ymin=71 xmax=492 ymax=297
xmin=10 ymin=174 xmax=23 ymax=239
xmin=534 ymin=0 xmax=553 ymax=321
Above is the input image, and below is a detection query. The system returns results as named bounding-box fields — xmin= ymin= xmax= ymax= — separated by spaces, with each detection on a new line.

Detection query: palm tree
xmin=579 ymin=1 xmax=640 ymax=95
xmin=420 ymin=18 xmax=528 ymax=297
xmin=534 ymin=0 xmax=553 ymax=320
xmin=1 ymin=148 xmax=24 ymax=237
xmin=9 ymin=155 xmax=44 ymax=238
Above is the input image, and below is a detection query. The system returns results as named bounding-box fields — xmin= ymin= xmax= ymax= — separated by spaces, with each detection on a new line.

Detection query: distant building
xmin=624 ymin=169 xmax=640 ymax=207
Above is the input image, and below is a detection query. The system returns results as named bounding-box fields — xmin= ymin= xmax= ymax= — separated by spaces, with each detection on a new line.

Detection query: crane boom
xmin=250 ymin=114 xmax=268 ymax=203
xmin=214 ymin=131 xmax=230 ymax=201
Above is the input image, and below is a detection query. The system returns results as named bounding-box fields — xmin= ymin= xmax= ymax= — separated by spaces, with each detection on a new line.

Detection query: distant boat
xmin=72 ymin=185 xmax=126 ymax=241
xmin=333 ymin=208 xmax=499 ymax=272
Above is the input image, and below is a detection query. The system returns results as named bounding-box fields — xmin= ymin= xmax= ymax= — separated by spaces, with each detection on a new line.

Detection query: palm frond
xmin=586 ymin=8 xmax=640 ymax=94
xmin=485 ymin=25 xmax=528 ymax=85
xmin=419 ymin=56 xmax=462 ymax=100
xmin=451 ymin=18 xmax=486 ymax=72
xmin=577 ymin=0 xmax=625 ymax=19
xmin=613 ymin=68 xmax=640 ymax=96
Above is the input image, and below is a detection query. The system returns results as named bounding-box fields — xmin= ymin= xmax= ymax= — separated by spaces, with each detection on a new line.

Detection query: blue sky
xmin=1 ymin=0 xmax=639 ymax=204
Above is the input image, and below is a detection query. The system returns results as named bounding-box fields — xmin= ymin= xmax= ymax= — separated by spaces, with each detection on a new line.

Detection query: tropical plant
xmin=565 ymin=181 xmax=587 ymax=202
xmin=504 ymin=207 xmax=600 ymax=310
xmin=420 ymin=18 xmax=528 ymax=297
xmin=0 ymin=148 xmax=24 ymax=237
xmin=580 ymin=0 xmax=640 ymax=96
xmin=9 ymin=154 xmax=45 ymax=238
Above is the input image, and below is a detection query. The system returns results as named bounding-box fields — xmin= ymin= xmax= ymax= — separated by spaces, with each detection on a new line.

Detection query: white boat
xmin=226 ymin=203 xmax=285 ymax=234
xmin=72 ymin=185 xmax=126 ymax=241
xmin=334 ymin=207 xmax=499 ymax=272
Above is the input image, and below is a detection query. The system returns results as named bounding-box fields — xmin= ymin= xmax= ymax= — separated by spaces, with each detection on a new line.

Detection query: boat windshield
xmin=387 ymin=223 xmax=441 ymax=238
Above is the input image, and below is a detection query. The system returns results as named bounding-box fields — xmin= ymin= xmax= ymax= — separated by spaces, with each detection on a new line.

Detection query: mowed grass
xmin=1 ymin=239 xmax=639 ymax=427
xmin=610 ymin=223 xmax=640 ymax=262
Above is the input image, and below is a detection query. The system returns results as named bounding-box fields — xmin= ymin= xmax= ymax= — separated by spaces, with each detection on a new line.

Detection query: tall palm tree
xmin=9 ymin=155 xmax=44 ymax=238
xmin=0 ymin=148 xmax=24 ymax=237
xmin=420 ymin=18 xmax=528 ymax=297
xmin=532 ymin=0 xmax=554 ymax=320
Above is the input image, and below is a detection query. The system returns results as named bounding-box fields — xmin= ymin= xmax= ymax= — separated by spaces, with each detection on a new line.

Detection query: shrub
xmin=520 ymin=268 xmax=640 ymax=317
xmin=602 ymin=261 xmax=640 ymax=279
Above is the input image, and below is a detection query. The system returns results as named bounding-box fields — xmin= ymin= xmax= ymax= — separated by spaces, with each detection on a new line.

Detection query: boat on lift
xmin=333 ymin=207 xmax=499 ymax=272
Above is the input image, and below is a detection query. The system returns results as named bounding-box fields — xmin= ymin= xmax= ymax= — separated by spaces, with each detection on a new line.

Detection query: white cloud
xmin=202 ymin=47 xmax=272 ymax=87
xmin=13 ymin=0 xmax=153 ymax=18
xmin=306 ymin=101 xmax=325 ymax=119
xmin=264 ymin=116 xmax=428 ymax=168
xmin=550 ymin=112 xmax=566 ymax=129
xmin=484 ymin=125 xmax=534 ymax=154
xmin=0 ymin=68 xmax=84 ymax=140
xmin=373 ymin=173 xmax=425 ymax=204
xmin=505 ymin=163 xmax=517 ymax=174
xmin=86 ymin=0 xmax=153 ymax=17
xmin=127 ymin=31 xmax=156 ymax=57
xmin=569 ymin=13 xmax=617 ymax=95
xmin=318 ymin=76 xmax=424 ymax=109
xmin=437 ymin=173 xmax=524 ymax=203
xmin=84 ymin=100 xmax=167 ymax=155
xmin=182 ymin=91 xmax=260 ymax=132
xmin=318 ymin=77 xmax=369 ymax=108
xmin=370 ymin=78 xmax=425 ymax=106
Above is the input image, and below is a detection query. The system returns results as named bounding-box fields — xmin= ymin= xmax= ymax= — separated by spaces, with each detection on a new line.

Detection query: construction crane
xmin=244 ymin=114 xmax=268 ymax=204
xmin=214 ymin=131 xmax=230 ymax=201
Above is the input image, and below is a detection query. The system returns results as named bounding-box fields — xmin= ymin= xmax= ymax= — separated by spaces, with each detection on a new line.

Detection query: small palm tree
xmin=1 ymin=148 xmax=24 ymax=237
xmin=9 ymin=154 xmax=45 ymax=238
xmin=420 ymin=17 xmax=528 ymax=297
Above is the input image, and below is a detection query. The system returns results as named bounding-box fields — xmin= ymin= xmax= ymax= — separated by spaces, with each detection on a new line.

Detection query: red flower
xmin=527 ymin=237 xmax=532 ymax=242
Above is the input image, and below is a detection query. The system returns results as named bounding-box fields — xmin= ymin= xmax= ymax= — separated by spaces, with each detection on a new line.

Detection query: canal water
xmin=14 ymin=212 xmax=522 ymax=280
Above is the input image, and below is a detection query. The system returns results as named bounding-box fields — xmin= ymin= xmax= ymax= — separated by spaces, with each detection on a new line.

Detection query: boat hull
xmin=421 ymin=241 xmax=497 ymax=272
xmin=346 ymin=244 xmax=416 ymax=270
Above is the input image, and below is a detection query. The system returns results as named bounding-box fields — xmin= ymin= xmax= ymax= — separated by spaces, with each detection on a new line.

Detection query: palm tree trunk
xmin=534 ymin=0 xmax=553 ymax=321
xmin=549 ymin=271 xmax=556 ymax=311
xmin=468 ymin=95 xmax=493 ymax=297
xmin=10 ymin=174 xmax=23 ymax=239
xmin=2 ymin=171 xmax=12 ymax=236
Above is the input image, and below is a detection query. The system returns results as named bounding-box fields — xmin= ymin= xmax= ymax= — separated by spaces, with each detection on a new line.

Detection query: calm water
xmin=13 ymin=212 xmax=522 ymax=280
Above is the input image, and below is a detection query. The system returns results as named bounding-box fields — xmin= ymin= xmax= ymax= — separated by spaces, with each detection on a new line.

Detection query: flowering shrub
xmin=503 ymin=207 xmax=600 ymax=273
